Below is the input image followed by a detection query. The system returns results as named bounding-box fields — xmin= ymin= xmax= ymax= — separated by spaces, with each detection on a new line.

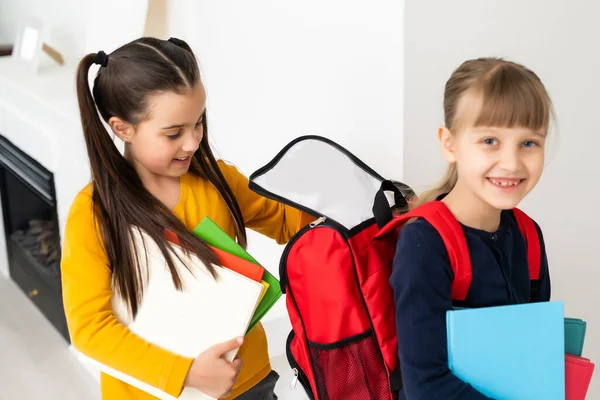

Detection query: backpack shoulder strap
xmin=511 ymin=208 xmax=542 ymax=300
xmin=376 ymin=201 xmax=472 ymax=301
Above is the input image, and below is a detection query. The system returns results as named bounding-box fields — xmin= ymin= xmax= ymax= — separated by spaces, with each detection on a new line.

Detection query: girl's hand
xmin=184 ymin=337 xmax=244 ymax=398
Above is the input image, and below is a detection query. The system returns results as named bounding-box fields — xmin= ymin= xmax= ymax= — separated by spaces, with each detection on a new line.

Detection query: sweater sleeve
xmin=390 ymin=220 xmax=492 ymax=400
xmin=219 ymin=161 xmax=314 ymax=244
xmin=60 ymin=190 xmax=193 ymax=397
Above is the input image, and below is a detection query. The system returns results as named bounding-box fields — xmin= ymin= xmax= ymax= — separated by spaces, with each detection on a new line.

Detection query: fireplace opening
xmin=0 ymin=134 xmax=69 ymax=343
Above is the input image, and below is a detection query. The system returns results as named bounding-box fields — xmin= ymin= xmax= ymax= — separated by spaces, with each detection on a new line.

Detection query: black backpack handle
xmin=373 ymin=180 xmax=409 ymax=228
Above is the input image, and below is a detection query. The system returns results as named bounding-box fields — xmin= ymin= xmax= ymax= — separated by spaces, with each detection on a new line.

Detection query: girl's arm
xmin=219 ymin=161 xmax=314 ymax=243
xmin=61 ymin=191 xmax=193 ymax=397
xmin=390 ymin=220 xmax=492 ymax=400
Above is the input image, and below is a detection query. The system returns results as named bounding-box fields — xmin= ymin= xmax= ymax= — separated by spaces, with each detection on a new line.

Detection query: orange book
xmin=211 ymin=246 xmax=264 ymax=283
xmin=163 ymin=229 xmax=264 ymax=283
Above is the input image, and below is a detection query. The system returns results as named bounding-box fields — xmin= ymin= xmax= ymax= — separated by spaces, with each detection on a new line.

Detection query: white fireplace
xmin=0 ymin=57 xmax=89 ymax=278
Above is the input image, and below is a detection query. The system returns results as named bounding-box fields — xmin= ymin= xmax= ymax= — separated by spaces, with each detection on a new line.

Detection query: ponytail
xmin=76 ymin=54 xmax=130 ymax=187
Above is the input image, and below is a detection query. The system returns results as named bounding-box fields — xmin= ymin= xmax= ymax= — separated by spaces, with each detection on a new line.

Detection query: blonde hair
xmin=415 ymin=57 xmax=554 ymax=207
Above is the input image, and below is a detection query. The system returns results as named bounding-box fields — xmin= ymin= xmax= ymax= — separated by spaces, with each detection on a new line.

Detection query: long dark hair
xmin=75 ymin=37 xmax=247 ymax=317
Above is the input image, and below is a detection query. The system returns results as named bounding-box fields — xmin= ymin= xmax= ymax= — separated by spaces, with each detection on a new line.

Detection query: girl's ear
xmin=438 ymin=126 xmax=457 ymax=164
xmin=109 ymin=117 xmax=134 ymax=143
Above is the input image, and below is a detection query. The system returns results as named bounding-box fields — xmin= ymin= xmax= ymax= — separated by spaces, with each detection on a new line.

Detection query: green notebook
xmin=193 ymin=217 xmax=283 ymax=333
xmin=565 ymin=317 xmax=587 ymax=357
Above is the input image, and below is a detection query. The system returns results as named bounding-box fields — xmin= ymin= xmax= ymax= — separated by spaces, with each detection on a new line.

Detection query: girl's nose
xmin=182 ymin=130 xmax=201 ymax=152
xmin=498 ymin=148 xmax=521 ymax=172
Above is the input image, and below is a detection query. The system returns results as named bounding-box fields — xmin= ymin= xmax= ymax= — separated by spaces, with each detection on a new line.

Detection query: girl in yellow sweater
xmin=61 ymin=37 xmax=310 ymax=399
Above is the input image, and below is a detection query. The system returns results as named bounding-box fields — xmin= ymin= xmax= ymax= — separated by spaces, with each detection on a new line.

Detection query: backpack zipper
xmin=310 ymin=216 xmax=327 ymax=227
xmin=290 ymin=368 xmax=299 ymax=389
xmin=286 ymin=330 xmax=315 ymax=398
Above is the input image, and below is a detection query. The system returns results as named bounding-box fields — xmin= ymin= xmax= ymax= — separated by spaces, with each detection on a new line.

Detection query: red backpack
xmin=249 ymin=136 xmax=541 ymax=400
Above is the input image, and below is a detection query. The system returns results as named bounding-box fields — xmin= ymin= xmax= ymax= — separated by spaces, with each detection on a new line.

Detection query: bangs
xmin=470 ymin=64 xmax=552 ymax=133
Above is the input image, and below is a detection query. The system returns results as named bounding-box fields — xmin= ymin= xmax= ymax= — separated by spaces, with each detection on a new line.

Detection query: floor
xmin=0 ymin=276 xmax=309 ymax=400
xmin=0 ymin=276 xmax=100 ymax=400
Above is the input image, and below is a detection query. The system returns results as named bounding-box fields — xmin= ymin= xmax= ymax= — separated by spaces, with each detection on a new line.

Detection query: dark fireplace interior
xmin=0 ymin=134 xmax=69 ymax=343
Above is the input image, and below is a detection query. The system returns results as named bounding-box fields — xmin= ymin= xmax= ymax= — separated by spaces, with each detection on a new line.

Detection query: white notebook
xmin=76 ymin=227 xmax=264 ymax=400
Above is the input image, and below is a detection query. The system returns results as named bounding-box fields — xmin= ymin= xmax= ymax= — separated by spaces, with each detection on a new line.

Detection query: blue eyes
xmin=482 ymin=138 xmax=539 ymax=148
xmin=522 ymin=140 xmax=538 ymax=148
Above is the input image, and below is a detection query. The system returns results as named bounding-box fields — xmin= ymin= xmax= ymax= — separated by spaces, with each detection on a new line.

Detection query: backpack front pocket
xmin=307 ymin=329 xmax=391 ymax=400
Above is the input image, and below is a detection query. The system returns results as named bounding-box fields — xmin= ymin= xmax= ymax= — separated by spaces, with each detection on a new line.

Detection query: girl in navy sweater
xmin=390 ymin=57 xmax=554 ymax=400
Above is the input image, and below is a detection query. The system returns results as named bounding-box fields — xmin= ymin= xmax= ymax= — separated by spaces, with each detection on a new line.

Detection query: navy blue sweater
xmin=390 ymin=209 xmax=551 ymax=400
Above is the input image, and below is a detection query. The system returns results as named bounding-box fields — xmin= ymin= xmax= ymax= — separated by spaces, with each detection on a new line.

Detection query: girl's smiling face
xmin=110 ymin=81 xmax=207 ymax=183
xmin=439 ymin=91 xmax=547 ymax=214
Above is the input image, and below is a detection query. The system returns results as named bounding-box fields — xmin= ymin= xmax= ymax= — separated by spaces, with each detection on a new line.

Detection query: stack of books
xmin=446 ymin=302 xmax=595 ymax=399
xmin=189 ymin=216 xmax=283 ymax=333
xmin=564 ymin=318 xmax=594 ymax=400
xmin=81 ymin=217 xmax=282 ymax=400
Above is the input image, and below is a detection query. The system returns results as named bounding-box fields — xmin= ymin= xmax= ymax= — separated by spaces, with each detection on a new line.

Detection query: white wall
xmin=0 ymin=0 xmax=89 ymax=59
xmin=0 ymin=0 xmax=149 ymax=59
xmin=405 ymin=0 xmax=600 ymax=395
xmin=157 ymin=0 xmax=405 ymax=297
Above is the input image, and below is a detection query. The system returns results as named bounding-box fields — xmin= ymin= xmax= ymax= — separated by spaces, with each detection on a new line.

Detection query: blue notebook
xmin=446 ymin=301 xmax=565 ymax=400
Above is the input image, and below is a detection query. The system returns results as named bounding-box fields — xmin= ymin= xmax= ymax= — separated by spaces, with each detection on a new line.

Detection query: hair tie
xmin=168 ymin=37 xmax=185 ymax=47
xmin=95 ymin=51 xmax=109 ymax=67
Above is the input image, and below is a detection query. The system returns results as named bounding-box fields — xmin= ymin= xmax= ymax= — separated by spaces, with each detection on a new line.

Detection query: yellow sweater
xmin=61 ymin=161 xmax=309 ymax=399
